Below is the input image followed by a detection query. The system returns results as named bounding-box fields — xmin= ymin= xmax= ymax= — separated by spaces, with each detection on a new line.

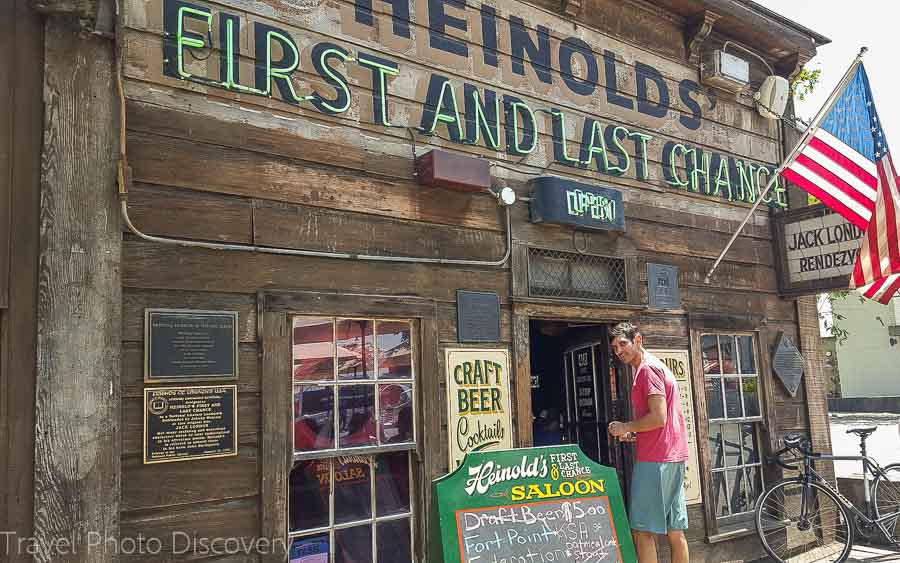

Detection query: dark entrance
xmin=529 ymin=320 xmax=632 ymax=488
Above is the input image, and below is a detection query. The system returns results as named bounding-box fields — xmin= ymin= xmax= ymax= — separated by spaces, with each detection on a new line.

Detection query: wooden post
xmin=798 ymin=296 xmax=834 ymax=480
xmin=32 ymin=7 xmax=121 ymax=561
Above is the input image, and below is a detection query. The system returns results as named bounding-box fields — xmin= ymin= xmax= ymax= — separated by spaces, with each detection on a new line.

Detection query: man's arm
xmin=608 ymin=395 xmax=666 ymax=437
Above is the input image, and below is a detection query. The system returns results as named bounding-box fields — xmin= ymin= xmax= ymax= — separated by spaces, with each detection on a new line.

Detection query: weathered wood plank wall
xmin=115 ymin=0 xmax=812 ymax=559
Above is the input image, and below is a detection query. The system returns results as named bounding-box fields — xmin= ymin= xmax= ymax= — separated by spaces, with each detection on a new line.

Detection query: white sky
xmin=753 ymin=1 xmax=898 ymax=143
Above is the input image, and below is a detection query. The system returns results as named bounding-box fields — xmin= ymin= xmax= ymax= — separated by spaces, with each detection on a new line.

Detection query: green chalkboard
xmin=429 ymin=445 xmax=636 ymax=563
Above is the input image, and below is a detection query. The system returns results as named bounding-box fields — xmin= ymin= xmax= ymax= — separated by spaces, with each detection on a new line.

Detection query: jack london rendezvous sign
xmin=429 ymin=445 xmax=636 ymax=563
xmin=773 ymin=204 xmax=865 ymax=296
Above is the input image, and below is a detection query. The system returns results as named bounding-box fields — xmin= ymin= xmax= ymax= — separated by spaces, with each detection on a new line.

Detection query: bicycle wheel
xmin=756 ymin=478 xmax=854 ymax=563
xmin=873 ymin=463 xmax=900 ymax=542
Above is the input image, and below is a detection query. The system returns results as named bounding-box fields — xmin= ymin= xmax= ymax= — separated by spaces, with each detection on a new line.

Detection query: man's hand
xmin=608 ymin=421 xmax=629 ymax=437
xmin=618 ymin=432 xmax=637 ymax=443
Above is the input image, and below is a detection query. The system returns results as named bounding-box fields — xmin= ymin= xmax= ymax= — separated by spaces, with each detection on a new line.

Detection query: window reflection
xmin=290 ymin=534 xmax=329 ymax=563
xmin=702 ymin=335 xmax=720 ymax=375
xmin=295 ymin=385 xmax=335 ymax=451
xmin=293 ymin=318 xmax=335 ymax=382
xmin=339 ymin=385 xmax=376 ymax=448
xmin=337 ymin=319 xmax=374 ymax=380
xmin=379 ymin=384 xmax=413 ymax=444
xmin=377 ymin=321 xmax=412 ymax=379
xmin=290 ymin=460 xmax=330 ymax=532
xmin=335 ymin=525 xmax=372 ymax=563
xmin=334 ymin=458 xmax=372 ymax=524
xmin=706 ymin=379 xmax=724 ymax=419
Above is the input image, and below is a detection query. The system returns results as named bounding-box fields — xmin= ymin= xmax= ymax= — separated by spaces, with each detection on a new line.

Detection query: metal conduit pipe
xmin=120 ymin=199 xmax=513 ymax=267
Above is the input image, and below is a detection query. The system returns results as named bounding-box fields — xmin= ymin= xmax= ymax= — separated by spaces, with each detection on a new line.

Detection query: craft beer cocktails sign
xmin=445 ymin=348 xmax=513 ymax=468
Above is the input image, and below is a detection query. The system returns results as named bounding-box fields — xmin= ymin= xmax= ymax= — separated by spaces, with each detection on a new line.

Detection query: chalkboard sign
xmin=145 ymin=309 xmax=238 ymax=382
xmin=772 ymin=332 xmax=805 ymax=397
xmin=144 ymin=385 xmax=238 ymax=464
xmin=429 ymin=445 xmax=636 ymax=563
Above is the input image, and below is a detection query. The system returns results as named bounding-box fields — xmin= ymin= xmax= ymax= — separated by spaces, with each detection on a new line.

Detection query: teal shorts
xmin=629 ymin=461 xmax=688 ymax=534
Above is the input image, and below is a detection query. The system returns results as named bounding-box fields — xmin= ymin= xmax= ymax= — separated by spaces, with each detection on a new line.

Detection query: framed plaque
xmin=144 ymin=384 xmax=238 ymax=464
xmin=145 ymin=309 xmax=238 ymax=383
xmin=456 ymin=290 xmax=501 ymax=343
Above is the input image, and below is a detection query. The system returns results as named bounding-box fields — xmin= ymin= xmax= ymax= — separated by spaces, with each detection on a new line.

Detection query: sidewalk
xmin=844 ymin=544 xmax=900 ymax=562
xmin=782 ymin=543 xmax=900 ymax=562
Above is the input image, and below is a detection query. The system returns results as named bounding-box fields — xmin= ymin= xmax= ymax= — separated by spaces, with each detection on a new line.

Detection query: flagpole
xmin=703 ymin=46 xmax=869 ymax=284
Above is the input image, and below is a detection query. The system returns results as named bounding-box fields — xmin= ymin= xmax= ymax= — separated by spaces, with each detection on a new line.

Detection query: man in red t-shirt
xmin=608 ymin=322 xmax=689 ymax=563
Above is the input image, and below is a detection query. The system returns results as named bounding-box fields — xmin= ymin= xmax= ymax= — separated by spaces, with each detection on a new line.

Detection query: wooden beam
xmin=32 ymin=13 xmax=121 ymax=561
xmin=2 ymin=0 xmax=43 ymax=557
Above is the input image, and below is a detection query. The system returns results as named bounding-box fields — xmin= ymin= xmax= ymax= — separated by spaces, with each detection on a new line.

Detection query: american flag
xmin=781 ymin=64 xmax=900 ymax=303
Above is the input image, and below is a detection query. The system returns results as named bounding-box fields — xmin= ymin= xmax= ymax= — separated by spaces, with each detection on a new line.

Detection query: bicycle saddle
xmin=783 ymin=432 xmax=808 ymax=448
xmin=847 ymin=426 xmax=877 ymax=438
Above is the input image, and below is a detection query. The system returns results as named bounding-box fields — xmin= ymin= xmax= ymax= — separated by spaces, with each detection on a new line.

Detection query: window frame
xmin=700 ymin=332 xmax=765 ymax=526
xmin=260 ymin=290 xmax=440 ymax=563
xmin=689 ymin=319 xmax=775 ymax=540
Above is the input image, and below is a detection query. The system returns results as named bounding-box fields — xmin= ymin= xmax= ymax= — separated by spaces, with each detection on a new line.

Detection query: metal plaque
xmin=648 ymin=263 xmax=680 ymax=309
xmin=772 ymin=332 xmax=805 ymax=397
xmin=145 ymin=309 xmax=238 ymax=382
xmin=772 ymin=204 xmax=864 ymax=297
xmin=144 ymin=384 xmax=238 ymax=464
xmin=457 ymin=290 xmax=501 ymax=343
xmin=528 ymin=176 xmax=626 ymax=232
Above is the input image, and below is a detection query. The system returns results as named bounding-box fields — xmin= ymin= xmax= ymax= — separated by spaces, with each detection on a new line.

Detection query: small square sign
xmin=457 ymin=290 xmax=501 ymax=343
xmin=648 ymin=263 xmax=680 ymax=309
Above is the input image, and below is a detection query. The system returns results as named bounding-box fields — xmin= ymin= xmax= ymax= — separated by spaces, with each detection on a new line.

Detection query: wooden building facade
xmin=1 ymin=0 xmax=834 ymax=561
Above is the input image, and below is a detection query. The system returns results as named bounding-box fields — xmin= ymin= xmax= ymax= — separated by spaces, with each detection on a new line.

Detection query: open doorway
xmin=529 ymin=320 xmax=632 ymax=489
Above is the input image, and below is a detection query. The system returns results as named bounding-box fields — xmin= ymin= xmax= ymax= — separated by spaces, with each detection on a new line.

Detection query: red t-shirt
xmin=631 ymin=353 xmax=689 ymax=463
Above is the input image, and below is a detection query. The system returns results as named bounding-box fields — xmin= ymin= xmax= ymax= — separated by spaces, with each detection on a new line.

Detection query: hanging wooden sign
xmin=429 ymin=445 xmax=636 ymax=563
xmin=772 ymin=204 xmax=864 ymax=297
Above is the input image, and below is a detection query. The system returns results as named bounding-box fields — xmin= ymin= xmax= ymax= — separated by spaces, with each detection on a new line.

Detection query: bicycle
xmin=754 ymin=427 xmax=900 ymax=563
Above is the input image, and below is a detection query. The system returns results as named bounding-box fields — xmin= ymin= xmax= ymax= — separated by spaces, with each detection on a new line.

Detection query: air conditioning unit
xmin=701 ymin=49 xmax=750 ymax=92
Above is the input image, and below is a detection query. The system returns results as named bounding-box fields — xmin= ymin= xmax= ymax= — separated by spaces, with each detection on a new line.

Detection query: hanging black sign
xmin=456 ymin=290 xmax=501 ymax=343
xmin=145 ymin=309 xmax=239 ymax=382
xmin=648 ymin=263 xmax=681 ymax=309
xmin=528 ymin=176 xmax=626 ymax=232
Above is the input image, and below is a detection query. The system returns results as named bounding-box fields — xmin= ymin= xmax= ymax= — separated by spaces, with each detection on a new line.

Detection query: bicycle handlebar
xmin=767 ymin=447 xmax=799 ymax=471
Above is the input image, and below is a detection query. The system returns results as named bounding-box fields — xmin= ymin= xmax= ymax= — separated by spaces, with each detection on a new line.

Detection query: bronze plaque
xmin=145 ymin=309 xmax=238 ymax=382
xmin=143 ymin=385 xmax=238 ymax=464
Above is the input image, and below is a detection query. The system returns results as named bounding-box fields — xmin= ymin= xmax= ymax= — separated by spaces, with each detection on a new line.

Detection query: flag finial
xmin=859 ymin=46 xmax=869 ymax=56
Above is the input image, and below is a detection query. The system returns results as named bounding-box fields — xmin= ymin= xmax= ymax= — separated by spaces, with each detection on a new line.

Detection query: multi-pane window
xmin=702 ymin=333 xmax=764 ymax=522
xmin=289 ymin=317 xmax=415 ymax=562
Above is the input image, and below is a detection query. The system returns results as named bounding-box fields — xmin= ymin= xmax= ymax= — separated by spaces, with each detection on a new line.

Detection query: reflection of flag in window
xmin=781 ymin=63 xmax=900 ymax=303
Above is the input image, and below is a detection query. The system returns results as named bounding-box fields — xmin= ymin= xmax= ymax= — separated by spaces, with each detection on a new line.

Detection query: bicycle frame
xmin=799 ymin=452 xmax=900 ymax=542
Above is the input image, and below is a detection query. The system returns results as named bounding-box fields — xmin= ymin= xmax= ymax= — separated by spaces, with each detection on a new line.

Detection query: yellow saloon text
xmin=511 ymin=479 xmax=606 ymax=501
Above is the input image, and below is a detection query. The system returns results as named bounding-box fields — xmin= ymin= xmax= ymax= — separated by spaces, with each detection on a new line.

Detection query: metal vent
xmin=528 ymin=248 xmax=627 ymax=302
